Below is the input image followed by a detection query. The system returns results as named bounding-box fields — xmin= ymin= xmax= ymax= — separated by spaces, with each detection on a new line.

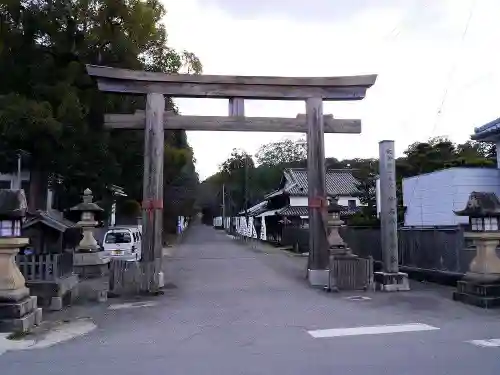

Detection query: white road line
xmin=308 ymin=323 xmax=440 ymax=338
xmin=108 ymin=301 xmax=158 ymax=310
xmin=468 ymin=339 xmax=500 ymax=348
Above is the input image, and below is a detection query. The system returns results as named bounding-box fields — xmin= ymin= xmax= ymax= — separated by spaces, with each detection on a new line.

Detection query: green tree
xmin=255 ymin=138 xmax=307 ymax=166
xmin=0 ymin=0 xmax=202 ymax=224
xmin=219 ymin=149 xmax=255 ymax=214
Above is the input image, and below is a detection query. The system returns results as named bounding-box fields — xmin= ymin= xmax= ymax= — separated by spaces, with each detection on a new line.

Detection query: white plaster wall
xmin=289 ymin=196 xmax=361 ymax=207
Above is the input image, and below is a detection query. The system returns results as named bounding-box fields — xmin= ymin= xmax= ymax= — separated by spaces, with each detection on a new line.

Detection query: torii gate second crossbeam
xmin=87 ymin=65 xmax=377 ymax=292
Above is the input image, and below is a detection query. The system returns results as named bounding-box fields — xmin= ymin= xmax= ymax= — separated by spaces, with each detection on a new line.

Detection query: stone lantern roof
xmin=454 ymin=192 xmax=500 ymax=217
xmin=0 ymin=189 xmax=27 ymax=218
xmin=327 ymin=196 xmax=343 ymax=213
xmin=70 ymin=188 xmax=104 ymax=213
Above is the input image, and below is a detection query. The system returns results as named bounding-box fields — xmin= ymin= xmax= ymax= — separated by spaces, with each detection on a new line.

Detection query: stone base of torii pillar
xmin=374 ymin=272 xmax=410 ymax=292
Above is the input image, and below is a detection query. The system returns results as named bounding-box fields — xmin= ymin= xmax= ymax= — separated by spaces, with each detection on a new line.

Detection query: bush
xmin=345 ymin=213 xmax=380 ymax=228
xmin=118 ymin=199 xmax=142 ymax=217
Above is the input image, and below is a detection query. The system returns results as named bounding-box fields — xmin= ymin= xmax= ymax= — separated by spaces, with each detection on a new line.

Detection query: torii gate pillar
xmin=306 ymin=98 xmax=330 ymax=286
xmin=141 ymin=93 xmax=165 ymax=292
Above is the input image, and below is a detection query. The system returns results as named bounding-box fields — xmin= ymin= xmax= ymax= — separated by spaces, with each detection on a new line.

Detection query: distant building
xmin=0 ymin=171 xmax=30 ymax=192
xmin=0 ymin=171 xmax=60 ymax=212
xmin=401 ymin=167 xmax=500 ymax=227
xmin=397 ymin=116 xmax=500 ymax=227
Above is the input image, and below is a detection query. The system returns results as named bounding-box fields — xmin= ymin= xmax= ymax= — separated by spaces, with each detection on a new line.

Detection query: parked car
xmin=102 ymin=226 xmax=142 ymax=261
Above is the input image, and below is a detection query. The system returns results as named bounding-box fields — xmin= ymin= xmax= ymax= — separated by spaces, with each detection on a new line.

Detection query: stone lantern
xmin=453 ymin=191 xmax=500 ymax=308
xmin=327 ymin=197 xmax=352 ymax=257
xmin=0 ymin=190 xmax=41 ymax=332
xmin=71 ymin=189 xmax=109 ymax=278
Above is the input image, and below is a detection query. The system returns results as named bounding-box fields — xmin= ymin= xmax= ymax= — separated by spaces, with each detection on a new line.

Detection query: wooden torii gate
xmin=86 ymin=65 xmax=377 ymax=292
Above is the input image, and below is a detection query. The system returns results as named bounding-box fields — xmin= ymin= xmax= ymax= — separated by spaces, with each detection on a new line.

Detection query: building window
xmin=0 ymin=181 xmax=11 ymax=189
xmin=348 ymin=199 xmax=357 ymax=209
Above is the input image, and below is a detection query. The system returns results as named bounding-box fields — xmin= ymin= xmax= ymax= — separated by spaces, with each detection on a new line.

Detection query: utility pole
xmin=244 ymin=156 xmax=249 ymax=216
xmin=222 ymin=183 xmax=226 ymax=231
xmin=227 ymin=187 xmax=234 ymax=234
xmin=16 ymin=152 xmax=22 ymax=190
xmin=244 ymin=156 xmax=249 ymax=240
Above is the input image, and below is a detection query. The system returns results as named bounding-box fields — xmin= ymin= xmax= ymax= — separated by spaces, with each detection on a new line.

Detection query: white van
xmin=102 ymin=226 xmax=142 ymax=261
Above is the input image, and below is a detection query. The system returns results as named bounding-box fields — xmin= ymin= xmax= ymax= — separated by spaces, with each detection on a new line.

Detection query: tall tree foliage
xmin=0 ymin=0 xmax=202 ymax=229
xmin=220 ymin=149 xmax=255 ymax=215
xmin=255 ymin=138 xmax=307 ymax=166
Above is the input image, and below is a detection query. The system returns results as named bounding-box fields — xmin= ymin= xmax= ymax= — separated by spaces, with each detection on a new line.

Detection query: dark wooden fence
xmin=340 ymin=226 xmax=488 ymax=284
xmin=280 ymin=225 xmax=479 ymax=278
xmin=282 ymin=227 xmax=309 ymax=252
xmin=339 ymin=226 xmax=478 ymax=278
xmin=17 ymin=253 xmax=74 ymax=281
xmin=398 ymin=227 xmax=471 ymax=273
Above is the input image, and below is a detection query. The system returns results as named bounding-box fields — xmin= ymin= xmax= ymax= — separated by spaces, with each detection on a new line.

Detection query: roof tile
xmin=283 ymin=168 xmax=359 ymax=196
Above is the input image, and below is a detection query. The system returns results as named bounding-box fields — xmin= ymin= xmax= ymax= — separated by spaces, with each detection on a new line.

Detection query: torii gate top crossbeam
xmin=86 ymin=65 xmax=377 ymax=101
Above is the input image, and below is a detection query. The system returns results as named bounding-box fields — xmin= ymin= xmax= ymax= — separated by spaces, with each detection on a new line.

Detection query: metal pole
xmin=16 ymin=152 xmax=22 ymax=190
xmin=244 ymin=157 xmax=248 ymax=217
xmin=306 ymin=97 xmax=329 ymax=287
xmin=244 ymin=157 xmax=249 ymax=242
xmin=222 ymin=183 xmax=226 ymax=231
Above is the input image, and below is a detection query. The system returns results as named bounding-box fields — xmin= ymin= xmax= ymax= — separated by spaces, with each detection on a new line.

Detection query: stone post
xmin=374 ymin=140 xmax=410 ymax=291
xmin=0 ymin=190 xmax=42 ymax=332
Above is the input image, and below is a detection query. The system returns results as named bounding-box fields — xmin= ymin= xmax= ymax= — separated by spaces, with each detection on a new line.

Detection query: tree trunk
xmin=28 ymin=167 xmax=48 ymax=212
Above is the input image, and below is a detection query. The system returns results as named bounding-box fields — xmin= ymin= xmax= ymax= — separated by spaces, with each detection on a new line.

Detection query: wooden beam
xmin=104 ymin=112 xmax=361 ymax=134
xmin=229 ymin=98 xmax=245 ymax=116
xmin=86 ymin=65 xmax=377 ymax=101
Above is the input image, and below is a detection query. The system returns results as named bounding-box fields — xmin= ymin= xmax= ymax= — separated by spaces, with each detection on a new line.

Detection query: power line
xmin=430 ymin=0 xmax=477 ymax=136
xmin=400 ymin=0 xmax=477 ymax=226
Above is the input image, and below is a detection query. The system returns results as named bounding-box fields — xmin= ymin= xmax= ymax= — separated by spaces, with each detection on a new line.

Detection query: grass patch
xmin=6 ymin=331 xmax=31 ymax=340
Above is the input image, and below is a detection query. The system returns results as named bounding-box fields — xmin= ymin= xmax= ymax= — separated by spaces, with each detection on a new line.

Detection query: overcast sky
xmin=161 ymin=0 xmax=500 ymax=180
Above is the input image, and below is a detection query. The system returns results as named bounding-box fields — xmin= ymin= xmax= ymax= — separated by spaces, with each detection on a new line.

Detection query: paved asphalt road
xmin=2 ymin=224 xmax=500 ymax=374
